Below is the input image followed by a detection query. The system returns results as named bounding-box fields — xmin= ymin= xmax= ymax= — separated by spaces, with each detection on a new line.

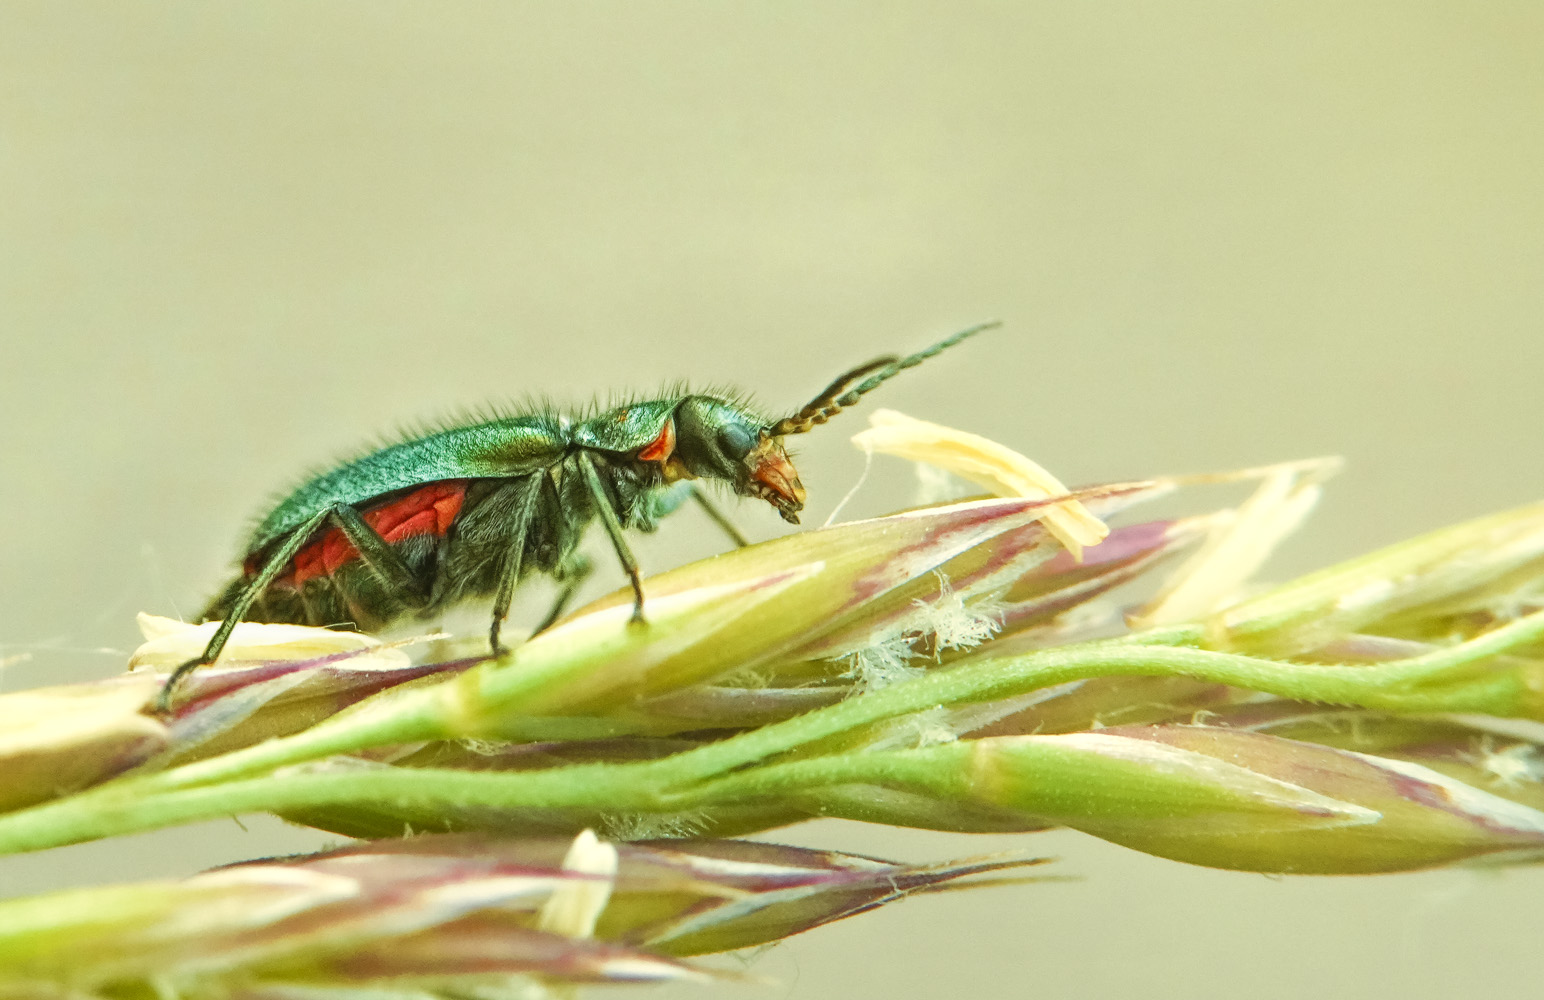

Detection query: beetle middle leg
xmin=531 ymin=553 xmax=593 ymax=636
xmin=576 ymin=452 xmax=648 ymax=625
xmin=157 ymin=501 xmax=432 ymax=711
xmin=486 ymin=476 xmax=544 ymax=656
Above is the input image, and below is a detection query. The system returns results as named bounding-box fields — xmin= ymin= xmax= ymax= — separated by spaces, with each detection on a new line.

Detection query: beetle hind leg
xmin=156 ymin=505 xmax=335 ymax=712
xmin=156 ymin=501 xmax=436 ymax=713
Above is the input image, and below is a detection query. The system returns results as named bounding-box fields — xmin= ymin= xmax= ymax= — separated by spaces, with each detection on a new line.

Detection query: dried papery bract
xmin=536 ymin=829 xmax=619 ymax=939
xmin=851 ymin=408 xmax=1109 ymax=557
xmin=1132 ymin=458 xmax=1341 ymax=627
xmin=129 ymin=613 xmax=412 ymax=673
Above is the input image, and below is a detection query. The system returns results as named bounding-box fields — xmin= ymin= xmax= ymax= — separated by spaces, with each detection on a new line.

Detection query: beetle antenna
xmin=768 ymin=320 xmax=999 ymax=437
xmin=779 ymin=355 xmax=899 ymax=427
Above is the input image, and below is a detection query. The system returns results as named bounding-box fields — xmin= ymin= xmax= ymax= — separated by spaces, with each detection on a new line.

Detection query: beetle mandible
xmin=162 ymin=322 xmax=995 ymax=707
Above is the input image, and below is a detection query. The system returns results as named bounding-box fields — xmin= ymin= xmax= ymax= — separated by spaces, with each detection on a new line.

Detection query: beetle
xmin=161 ymin=322 xmax=995 ymax=707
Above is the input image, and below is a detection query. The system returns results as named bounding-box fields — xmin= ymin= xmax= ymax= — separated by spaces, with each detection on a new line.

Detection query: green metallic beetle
xmin=164 ymin=323 xmax=994 ymax=705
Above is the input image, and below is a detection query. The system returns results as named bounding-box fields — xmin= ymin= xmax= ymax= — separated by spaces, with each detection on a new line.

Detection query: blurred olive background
xmin=3 ymin=3 xmax=1543 ymax=997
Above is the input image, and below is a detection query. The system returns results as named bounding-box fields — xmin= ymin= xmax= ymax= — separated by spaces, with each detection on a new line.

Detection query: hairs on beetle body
xmin=158 ymin=322 xmax=999 ymax=711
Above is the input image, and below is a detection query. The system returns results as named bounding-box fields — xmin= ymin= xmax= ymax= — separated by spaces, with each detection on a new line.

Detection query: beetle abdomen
xmin=214 ymin=474 xmax=572 ymax=626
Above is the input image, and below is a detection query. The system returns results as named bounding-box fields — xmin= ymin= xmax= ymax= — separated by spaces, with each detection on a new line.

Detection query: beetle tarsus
xmin=154 ymin=655 xmax=208 ymax=714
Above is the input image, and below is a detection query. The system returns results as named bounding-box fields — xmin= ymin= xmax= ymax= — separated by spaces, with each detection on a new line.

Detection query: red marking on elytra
xmin=637 ymin=419 xmax=675 ymax=463
xmin=262 ymin=480 xmax=469 ymax=587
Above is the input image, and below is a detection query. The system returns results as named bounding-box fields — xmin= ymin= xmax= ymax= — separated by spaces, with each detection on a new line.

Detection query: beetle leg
xmin=487 ymin=476 xmax=544 ymax=657
xmin=576 ymin=451 xmax=648 ymax=625
xmin=328 ymin=503 xmax=433 ymax=609
xmin=156 ymin=504 xmax=334 ymax=711
xmin=157 ymin=500 xmax=438 ymax=712
xmin=532 ymin=553 xmax=594 ymax=635
xmin=688 ymin=484 xmax=750 ymax=548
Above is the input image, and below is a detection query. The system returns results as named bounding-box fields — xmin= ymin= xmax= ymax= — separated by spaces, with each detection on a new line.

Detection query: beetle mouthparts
xmin=747 ymin=442 xmax=806 ymax=522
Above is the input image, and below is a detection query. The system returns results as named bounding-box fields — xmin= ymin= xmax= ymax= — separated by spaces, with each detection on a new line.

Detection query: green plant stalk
xmin=0 ymin=612 xmax=1540 ymax=856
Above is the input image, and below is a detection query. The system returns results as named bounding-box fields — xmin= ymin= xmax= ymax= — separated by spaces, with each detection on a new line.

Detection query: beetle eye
xmin=718 ymin=421 xmax=756 ymax=459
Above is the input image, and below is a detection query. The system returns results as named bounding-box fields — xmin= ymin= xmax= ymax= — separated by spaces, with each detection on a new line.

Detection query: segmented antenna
xmin=783 ymin=355 xmax=898 ymax=426
xmin=768 ymin=320 xmax=1000 ymax=437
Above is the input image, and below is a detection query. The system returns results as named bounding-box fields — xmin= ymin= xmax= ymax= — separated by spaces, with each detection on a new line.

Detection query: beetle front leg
xmin=576 ymin=451 xmax=648 ymax=625
xmin=689 ymin=483 xmax=750 ymax=548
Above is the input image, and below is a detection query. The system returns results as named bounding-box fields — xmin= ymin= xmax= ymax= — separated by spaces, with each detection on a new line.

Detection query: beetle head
xmin=643 ymin=323 xmax=995 ymax=526
xmin=673 ymin=397 xmax=807 ymax=523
